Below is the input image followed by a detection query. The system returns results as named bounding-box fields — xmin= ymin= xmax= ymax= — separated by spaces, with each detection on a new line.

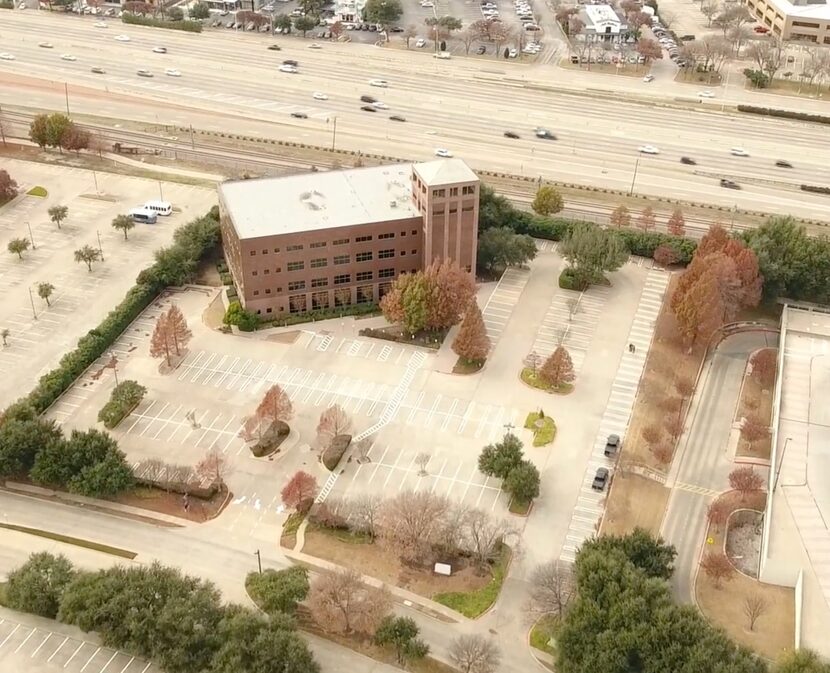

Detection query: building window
xmin=253 ymin=290 xmax=260 ymax=296
xmin=310 ymin=241 xmax=327 ymax=249
xmin=356 ymin=271 xmax=373 ymax=281
xmin=334 ymin=273 xmax=351 ymax=285
xmin=401 ymin=231 xmax=407 ymax=236
xmin=289 ymin=294 xmax=307 ymax=314
xmin=379 ymin=232 xmax=395 ymax=240
xmin=462 ymin=185 xmax=475 ymax=195
xmin=264 ymin=268 xmax=270 ymax=275
xmin=378 ymin=248 xmax=395 ymax=259
xmin=273 ymin=247 xmax=280 ymax=253
xmin=411 ymin=249 xmax=417 ymax=255
xmin=411 ymin=229 xmax=417 ymax=235
xmin=311 ymin=277 xmax=328 ymax=288
xmin=332 ymin=238 xmax=350 ymax=246
xmin=433 ymin=188 xmax=446 ymax=197
xmin=265 ymin=288 xmax=271 ymax=294
xmin=450 ymin=187 xmax=458 ymax=196
xmin=378 ymin=268 xmax=395 ymax=279
xmin=356 ymin=284 xmax=374 ymax=304
xmin=450 ymin=206 xmax=457 ymax=214
xmin=310 ymin=258 xmax=328 ymax=268
xmin=266 ymin=307 xmax=272 ymax=313
xmin=356 ymin=251 xmax=373 ymax=262
xmin=334 ymin=254 xmax=350 ymax=265
xmin=288 ymin=280 xmax=306 ymax=291
xmin=249 ymin=250 xmax=256 ymax=256
xmin=355 ymin=235 xmax=372 ymax=242
xmin=462 ymin=204 xmax=474 ymax=212
xmin=378 ymin=282 xmax=393 ymax=299
xmin=252 ymin=270 xmax=258 ymax=276
xmin=286 ymin=244 xmax=304 ymax=252
xmin=334 ymin=288 xmax=352 ymax=307
xmin=262 ymin=249 xmax=268 ymax=254
xmin=312 ymin=291 xmax=329 ymax=310
xmin=277 ymin=287 xmax=283 ymax=293
xmin=287 ymin=261 xmax=304 ymax=272
xmin=400 ymin=250 xmax=406 ymax=256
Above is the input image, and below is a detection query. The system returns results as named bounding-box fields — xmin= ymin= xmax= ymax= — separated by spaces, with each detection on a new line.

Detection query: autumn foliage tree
xmin=740 ymin=414 xmax=770 ymax=449
xmin=150 ymin=311 xmax=172 ymax=366
xmin=452 ymin=300 xmax=490 ymax=364
xmin=539 ymin=346 xmax=575 ymax=390
xmin=0 ymin=169 xmax=19 ymax=202
xmin=281 ymin=470 xmax=318 ymax=512
xmin=666 ymin=207 xmax=686 ymax=236
xmin=196 ymin=448 xmax=228 ymax=484
xmin=750 ymin=348 xmax=777 ymax=389
xmin=256 ymin=385 xmax=294 ymax=432
xmin=149 ymin=305 xmax=191 ymax=366
xmin=637 ymin=206 xmax=656 ymax=232
xmin=728 ymin=466 xmax=764 ymax=500
xmin=700 ymin=551 xmax=734 ymax=588
xmin=316 ymin=404 xmax=352 ymax=450
xmin=609 ymin=204 xmax=631 ymax=228
xmin=707 ymin=499 xmax=730 ymax=532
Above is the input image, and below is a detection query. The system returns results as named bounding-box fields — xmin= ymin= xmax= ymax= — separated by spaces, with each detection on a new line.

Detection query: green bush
xmin=0 ymin=1 xmax=14 ymax=9
xmin=262 ymin=302 xmax=380 ymax=328
xmin=737 ymin=104 xmax=830 ymax=125
xmin=5 ymin=552 xmax=75 ymax=618
xmin=245 ymin=567 xmax=309 ymax=615
xmin=27 ymin=186 xmax=48 ymax=197
xmin=322 ymin=434 xmax=351 ymax=470
xmin=558 ymin=267 xmax=588 ymax=291
xmin=121 ymin=12 xmax=203 ymax=31
xmin=616 ymin=229 xmax=697 ymax=264
xmin=97 ymin=380 xmax=146 ymax=429
xmin=801 ymin=184 xmax=830 ymax=195
xmin=223 ymin=301 xmax=259 ymax=331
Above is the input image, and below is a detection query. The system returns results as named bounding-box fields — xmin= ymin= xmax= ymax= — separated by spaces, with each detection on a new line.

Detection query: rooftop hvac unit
xmin=390 ymin=201 xmax=397 ymax=208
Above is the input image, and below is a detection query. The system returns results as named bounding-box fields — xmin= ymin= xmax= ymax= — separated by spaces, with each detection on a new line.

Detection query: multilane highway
xmin=2 ymin=12 xmax=830 ymax=220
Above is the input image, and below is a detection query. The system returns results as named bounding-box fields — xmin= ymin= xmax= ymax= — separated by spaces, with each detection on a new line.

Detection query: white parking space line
xmin=13 ymin=627 xmax=36 ymax=653
xmin=48 ymin=636 xmax=68 ymax=662
xmin=79 ymin=646 xmax=101 ymax=672
xmin=64 ymin=642 xmax=86 ymax=668
xmin=480 ymin=267 xmax=530 ymax=348
xmin=31 ymin=632 xmax=51 ymax=657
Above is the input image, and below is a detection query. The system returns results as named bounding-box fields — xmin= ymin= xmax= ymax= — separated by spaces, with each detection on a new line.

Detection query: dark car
xmin=390 ymin=26 xmax=404 ymax=32
xmin=534 ymin=127 xmax=556 ymax=140
xmin=775 ymin=160 xmax=793 ymax=168
xmin=592 ymin=468 xmax=610 ymax=492
xmin=90 ymin=66 xmax=106 ymax=74
xmin=360 ymin=94 xmax=377 ymax=103
xmin=361 ymin=105 xmax=377 ymax=112
xmin=389 ymin=115 xmax=406 ymax=122
xmin=282 ymin=59 xmax=298 ymax=66
xmin=604 ymin=434 xmax=620 ymax=457
xmin=680 ymin=156 xmax=697 ymax=165
xmin=267 ymin=44 xmax=282 ymax=50
xmin=476 ymin=45 xmax=486 ymax=54
xmin=504 ymin=131 xmax=520 ymax=139
xmin=290 ymin=112 xmax=308 ymax=119
xmin=720 ymin=178 xmax=741 ymax=190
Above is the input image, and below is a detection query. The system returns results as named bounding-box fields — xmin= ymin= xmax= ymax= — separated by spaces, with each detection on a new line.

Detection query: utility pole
xmin=189 ymin=123 xmax=195 ymax=149
xmin=254 ymin=549 xmax=262 ymax=574
xmin=330 ymin=116 xmax=337 ymax=151
xmin=26 ymin=221 xmax=36 ymax=250
xmin=628 ymin=155 xmax=640 ymax=196
xmin=64 ymin=83 xmax=70 ymax=116
xmin=0 ymin=104 xmax=6 ymax=147
xmin=28 ymin=287 xmax=38 ymax=321
xmin=97 ymin=230 xmax=105 ymax=261
xmin=158 ymin=181 xmax=164 ymax=200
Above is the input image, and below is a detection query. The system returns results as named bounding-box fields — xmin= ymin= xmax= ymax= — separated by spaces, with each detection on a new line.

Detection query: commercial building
xmin=218 ymin=160 xmax=479 ymax=317
xmin=743 ymin=0 xmax=830 ymax=42
xmin=579 ymin=4 xmax=628 ymax=41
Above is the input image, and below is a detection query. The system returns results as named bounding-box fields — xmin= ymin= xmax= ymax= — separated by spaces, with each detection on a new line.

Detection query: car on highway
xmin=389 ymin=115 xmax=406 ymax=122
xmin=94 ymin=20 xmax=108 ymax=27
xmin=115 ymin=34 xmax=131 ymax=41
xmin=435 ymin=148 xmax=453 ymax=158
xmin=38 ymin=42 xmax=54 ymax=48
xmin=360 ymin=94 xmax=376 ymax=103
xmin=290 ymin=112 xmax=308 ymax=118
xmin=0 ymin=53 xmax=15 ymax=60
xmin=278 ymin=64 xmax=297 ymax=73
xmin=372 ymin=101 xmax=389 ymax=109
xmin=282 ymin=59 xmax=298 ymax=66
xmin=153 ymin=46 xmax=168 ymax=54
xmin=433 ymin=51 xmax=451 ymax=59
xmin=415 ymin=38 xmax=427 ymax=47
xmin=731 ymin=147 xmax=749 ymax=157
xmin=720 ymin=178 xmax=741 ymax=189
xmin=698 ymin=90 xmax=715 ymax=98
xmin=136 ymin=69 xmax=153 ymax=77
xmin=91 ymin=66 xmax=106 ymax=74
xmin=369 ymin=79 xmax=389 ymax=87
xmin=535 ymin=128 xmax=556 ymax=140
xmin=592 ymin=467 xmax=609 ymax=492
xmin=504 ymin=131 xmax=520 ymax=139
xmin=643 ymin=74 xmax=654 ymax=82
xmin=360 ymin=105 xmax=377 ymax=112
xmin=61 ymin=54 xmax=77 ymax=61
xmin=476 ymin=45 xmax=486 ymax=54
xmin=680 ymin=156 xmax=697 ymax=165
xmin=308 ymin=43 xmax=322 ymax=49
xmin=775 ymin=160 xmax=793 ymax=168
xmin=638 ymin=144 xmax=660 ymax=154
xmin=164 ymin=68 xmax=181 ymax=77
xmin=312 ymin=92 xmax=328 ymax=100
xmin=267 ymin=44 xmax=282 ymax=50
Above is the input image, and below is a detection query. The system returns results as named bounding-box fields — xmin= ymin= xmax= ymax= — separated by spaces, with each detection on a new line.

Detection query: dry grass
xmin=559 ymin=59 xmax=644 ymax=78
xmin=301 ymin=526 xmax=492 ymax=600
xmin=601 ymin=472 xmax=670 ymax=536
xmin=735 ymin=348 xmax=776 ymax=460
xmin=116 ymin=485 xmax=229 ymax=522
xmin=696 ymin=490 xmax=795 ymax=659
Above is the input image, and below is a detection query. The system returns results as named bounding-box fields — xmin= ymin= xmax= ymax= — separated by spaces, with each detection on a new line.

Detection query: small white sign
xmin=434 ymin=563 xmax=452 ymax=576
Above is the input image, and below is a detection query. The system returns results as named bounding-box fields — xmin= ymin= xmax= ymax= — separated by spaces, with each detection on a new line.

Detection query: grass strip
xmin=0 ymin=523 xmax=137 ymax=559
xmin=433 ymin=545 xmax=511 ymax=618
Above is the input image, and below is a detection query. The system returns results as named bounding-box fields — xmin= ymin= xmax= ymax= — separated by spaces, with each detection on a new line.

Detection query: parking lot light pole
xmin=328 ymin=116 xmax=337 ymax=151
xmin=254 ymin=549 xmax=262 ymax=574
xmin=97 ymin=230 xmax=105 ymax=262
xmin=28 ymin=286 xmax=37 ymax=321
xmin=26 ymin=221 xmax=36 ymax=250
xmin=628 ymin=155 xmax=641 ymax=196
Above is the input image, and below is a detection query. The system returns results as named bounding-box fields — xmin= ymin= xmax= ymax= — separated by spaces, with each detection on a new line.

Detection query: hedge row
xmin=97 ymin=381 xmax=146 ymax=429
xmin=122 ymin=13 xmax=203 ymax=31
xmin=322 ymin=434 xmax=351 ymax=471
xmin=737 ymin=104 xmax=830 ymax=125
xmin=802 ymin=184 xmax=830 ymax=195
xmin=0 ymin=1 xmax=14 ymax=9
xmin=258 ymin=302 xmax=380 ymax=328
xmin=21 ymin=209 xmax=220 ymax=416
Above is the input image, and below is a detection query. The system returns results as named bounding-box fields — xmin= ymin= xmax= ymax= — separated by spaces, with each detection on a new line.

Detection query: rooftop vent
xmin=390 ymin=201 xmax=397 ymax=208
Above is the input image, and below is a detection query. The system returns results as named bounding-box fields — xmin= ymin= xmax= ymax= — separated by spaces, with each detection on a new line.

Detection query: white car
xmin=308 ymin=43 xmax=322 ymax=49
xmin=0 ymin=53 xmax=14 ymax=60
xmin=508 ymin=48 xmax=518 ymax=58
xmin=38 ymin=41 xmax=54 ymax=48
xmin=421 ymin=1 xmax=434 ymax=6
xmin=369 ymin=79 xmax=389 ymax=87
xmin=152 ymin=46 xmax=167 ymax=54
xmin=372 ymin=101 xmax=389 ymax=109
xmin=435 ymin=148 xmax=453 ymax=158
xmin=415 ymin=38 xmax=426 ymax=48
xmin=61 ymin=54 xmax=77 ymax=61
xmin=279 ymin=64 xmax=297 ymax=73
xmin=312 ymin=91 xmax=328 ymax=100
xmin=643 ymin=74 xmax=654 ymax=82
xmin=638 ymin=145 xmax=660 ymax=154
xmin=698 ymin=90 xmax=715 ymax=98
xmin=164 ymin=68 xmax=181 ymax=77
xmin=94 ymin=20 xmax=108 ymax=27
xmin=115 ymin=34 xmax=131 ymax=41
xmin=731 ymin=147 xmax=750 ymax=157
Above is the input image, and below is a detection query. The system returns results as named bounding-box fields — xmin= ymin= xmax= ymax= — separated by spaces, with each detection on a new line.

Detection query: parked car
xmin=720 ymin=178 xmax=741 ymax=189
xmin=415 ymin=38 xmax=427 ymax=47
xmin=775 ymin=160 xmax=793 ymax=168
xmin=476 ymin=45 xmax=487 ymax=54
xmin=389 ymin=115 xmax=406 ymax=122
xmin=504 ymin=131 xmax=520 ymax=139
xmin=754 ymin=25 xmax=769 ymax=33
xmin=535 ymin=128 xmax=556 ymax=140
xmin=61 ymin=54 xmax=77 ymax=61
xmin=360 ymin=95 xmax=377 ymax=103
xmin=291 ymin=112 xmax=308 ymax=118
xmin=592 ymin=468 xmax=610 ymax=491
xmin=435 ymin=148 xmax=453 ymax=158
xmin=604 ymin=434 xmax=620 ymax=457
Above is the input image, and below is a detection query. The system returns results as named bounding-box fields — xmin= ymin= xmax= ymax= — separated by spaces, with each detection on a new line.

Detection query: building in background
xmin=218 ymin=160 xmax=479 ymax=317
xmin=743 ymin=0 xmax=830 ymax=41
xmin=580 ymin=4 xmax=628 ymax=41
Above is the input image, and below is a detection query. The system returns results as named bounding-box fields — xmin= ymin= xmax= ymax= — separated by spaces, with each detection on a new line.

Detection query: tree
xmin=307 ymin=568 xmax=391 ymax=634
xmin=316 ymin=404 xmax=352 ymax=449
xmin=539 ymin=346 xmax=575 ymax=389
xmin=380 ymin=271 xmax=430 ymax=334
xmin=465 ymin=509 xmax=510 ymax=566
xmin=504 ymin=459 xmax=540 ymax=503
xmin=8 ymin=237 xmax=30 ymax=260
xmin=48 ymin=205 xmax=69 ymax=229
xmin=747 ymin=38 xmax=785 ymax=82
xmin=424 ymin=259 xmax=477 ymax=331
xmin=281 ymin=471 xmax=318 ymax=512
xmin=450 ymin=634 xmax=501 ymax=673
xmin=223 ymin=301 xmax=259 ymax=332
xmin=560 ymin=222 xmax=628 ymax=287
xmin=69 ymin=449 xmax=134 ymax=498
xmin=0 ymin=169 xmax=19 ymax=202
xmin=641 ymin=424 xmax=662 ymax=447
xmin=707 ymin=499 xmax=730 ymax=532
xmin=374 ymin=616 xmax=429 ymax=666
xmin=476 ymin=226 xmax=537 ymax=274
xmin=700 ymin=551 xmax=734 ymax=587
xmin=377 ymin=491 xmax=450 ymax=563
xmin=346 ymin=493 xmax=383 ymax=539
xmin=246 ymin=566 xmax=309 ymax=615
xmin=44 ymin=113 xmax=73 ymax=153
xmin=529 ymin=560 xmax=575 ymax=618
xmin=452 ymin=300 xmax=490 ymax=363
xmin=37 ymin=282 xmax=55 ymax=306
xmin=636 ymin=38 xmax=663 ymax=65
xmin=775 ymin=649 xmax=830 ymax=673
xmin=190 ymin=1 xmax=209 ymax=18
xmin=478 ymin=433 xmax=524 ymax=479
xmin=459 ymin=26 xmax=477 ymax=54
xmin=111 ymin=214 xmax=135 ymax=240
xmin=750 ymin=349 xmax=777 ymax=389
xmin=740 ymin=414 xmax=769 ymax=448
xmin=363 ymin=0 xmax=403 ymax=33
xmin=166 ymin=305 xmax=192 ymax=356
xmin=580 ymin=528 xmax=677 ymax=579
xmin=29 ymin=113 xmax=51 ymax=148
xmin=196 ymin=448 xmax=228 ymax=484
xmin=728 ymin=465 xmax=763 ymax=499
xmin=273 ymin=13 xmax=293 ymax=32
xmin=256 ymin=384 xmax=294 ymax=432
xmin=298 ymin=0 xmax=323 ymax=15
xmin=609 ymin=204 xmax=631 ymax=228
xmin=0 ymin=417 xmax=63 ymax=478
xmin=532 ymin=185 xmax=564 ymax=216
xmin=74 ymin=244 xmax=102 ymax=272
xmin=6 ymin=552 xmax=76 ymax=618
xmin=701 ymin=0 xmax=720 ymax=26
xmin=666 ymin=207 xmax=685 ymax=236
xmin=1 ymin=328 xmax=8 ymax=346
xmin=636 ymin=206 xmax=656 ymax=231
xmin=653 ymin=244 xmax=680 ymax=267
xmin=150 ymin=311 xmax=172 ymax=365
xmin=743 ymin=593 xmax=768 ymax=631
xmin=62 ymin=126 xmax=90 ymax=154
xmin=402 ymin=24 xmax=418 ymax=48
xmin=294 ymin=15 xmax=318 ymax=36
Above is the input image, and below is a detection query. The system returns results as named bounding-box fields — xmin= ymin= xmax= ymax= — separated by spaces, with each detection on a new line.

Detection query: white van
xmin=129 ymin=207 xmax=158 ymax=224
xmin=143 ymin=200 xmax=172 ymax=216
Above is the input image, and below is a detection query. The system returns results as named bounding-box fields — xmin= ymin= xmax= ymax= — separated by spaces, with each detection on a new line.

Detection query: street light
xmin=108 ymin=352 xmax=120 ymax=386
xmin=26 ymin=221 xmax=36 ymax=250
xmin=28 ymin=286 xmax=38 ymax=321
xmin=97 ymin=230 xmax=105 ymax=262
xmin=327 ymin=116 xmax=337 ymax=151
xmin=254 ymin=549 xmax=262 ymax=574
xmin=628 ymin=155 xmax=641 ymax=196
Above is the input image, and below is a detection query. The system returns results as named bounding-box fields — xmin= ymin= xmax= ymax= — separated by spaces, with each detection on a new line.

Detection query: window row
xmin=246 ymin=230 xmax=420 ymax=256
xmin=286 ymin=283 xmax=395 ymax=313
xmin=271 ymin=251 xmax=417 ymax=272
xmin=249 ymin=271 xmax=403 ymax=297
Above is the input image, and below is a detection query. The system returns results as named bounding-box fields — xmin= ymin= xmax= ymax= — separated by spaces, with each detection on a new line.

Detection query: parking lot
xmin=0 ymin=612 xmax=159 ymax=673
xmin=481 ymin=267 xmax=530 ymax=348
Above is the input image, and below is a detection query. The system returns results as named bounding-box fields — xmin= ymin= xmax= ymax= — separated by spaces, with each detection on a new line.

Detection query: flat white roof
xmin=769 ymin=0 xmax=830 ymax=21
xmin=413 ymin=158 xmax=478 ymax=186
xmin=584 ymin=4 xmax=622 ymax=25
xmin=220 ymin=164 xmax=422 ymax=240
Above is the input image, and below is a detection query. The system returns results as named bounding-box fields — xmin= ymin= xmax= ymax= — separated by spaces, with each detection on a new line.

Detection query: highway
xmin=2 ymin=12 xmax=830 ymax=221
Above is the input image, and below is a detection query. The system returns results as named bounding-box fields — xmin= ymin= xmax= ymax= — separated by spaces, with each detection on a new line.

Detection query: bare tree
xmin=196 ymin=448 xmax=229 ymax=485
xmin=707 ymin=499 xmax=730 ymax=533
xmin=747 ymin=37 xmax=785 ymax=81
xmin=701 ymin=0 xmax=720 ymax=26
xmin=316 ymin=404 xmax=352 ymax=450
xmin=743 ymin=593 xmax=769 ymax=631
xmin=435 ymin=502 xmax=472 ymax=557
xmin=529 ymin=560 xmax=575 ymax=618
xmin=449 ymin=635 xmax=502 ymax=673
xmin=727 ymin=24 xmax=752 ymax=55
xmin=402 ymin=24 xmax=418 ymax=48
xmin=307 ymin=568 xmax=391 ymax=635
xmin=415 ymin=452 xmax=430 ymax=476
xmin=378 ymin=491 xmax=450 ymax=563
xmin=700 ymin=551 xmax=734 ymax=588
xmin=347 ymin=493 xmax=383 ymax=540
xmin=459 ymin=26 xmax=477 ymax=54
xmin=355 ymin=437 xmax=372 ymax=464
xmin=466 ymin=509 xmax=511 ymax=567
xmin=728 ymin=466 xmax=764 ymax=500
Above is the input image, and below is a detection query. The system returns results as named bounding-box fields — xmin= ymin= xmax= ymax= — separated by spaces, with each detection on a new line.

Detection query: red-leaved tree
xmin=539 ymin=347 xmax=575 ymax=389
xmin=636 ymin=206 xmax=656 ymax=232
xmin=728 ymin=466 xmax=764 ymax=500
xmin=609 ymin=204 xmax=631 ymax=228
xmin=750 ymin=348 xmax=777 ymax=389
xmin=452 ymin=300 xmax=490 ymax=363
xmin=700 ymin=551 xmax=734 ymax=588
xmin=281 ymin=470 xmax=318 ymax=512
xmin=666 ymin=207 xmax=686 ymax=236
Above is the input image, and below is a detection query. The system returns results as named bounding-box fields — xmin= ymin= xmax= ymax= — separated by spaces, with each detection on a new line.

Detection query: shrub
xmin=801 ymin=184 xmax=830 ymax=195
xmin=97 ymin=380 xmax=146 ymax=429
xmin=322 ymin=434 xmax=352 ymax=470
xmin=223 ymin=301 xmax=259 ymax=331
xmin=262 ymin=302 xmax=379 ymax=328
xmin=737 ymin=104 xmax=830 ymax=125
xmin=558 ymin=267 xmax=588 ymax=291
xmin=250 ymin=420 xmax=289 ymax=457
xmin=5 ymin=552 xmax=75 ymax=618
xmin=245 ymin=567 xmax=309 ymax=615
xmin=121 ymin=12 xmax=203 ymax=31
xmin=0 ymin=1 xmax=14 ymax=9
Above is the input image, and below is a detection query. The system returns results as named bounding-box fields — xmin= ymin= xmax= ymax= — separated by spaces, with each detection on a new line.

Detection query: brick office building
xmin=218 ymin=159 xmax=480 ymax=317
